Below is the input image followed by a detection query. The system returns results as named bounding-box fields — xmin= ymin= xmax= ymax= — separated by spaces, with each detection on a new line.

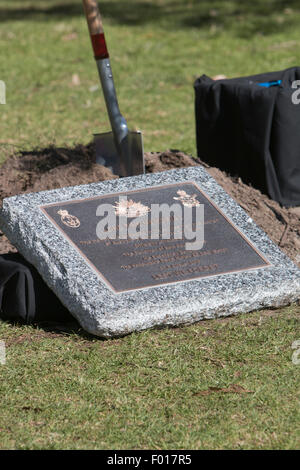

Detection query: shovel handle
xmin=82 ymin=0 xmax=109 ymax=59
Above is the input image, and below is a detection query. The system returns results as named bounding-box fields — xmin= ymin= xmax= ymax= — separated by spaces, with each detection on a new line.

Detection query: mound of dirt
xmin=0 ymin=145 xmax=299 ymax=267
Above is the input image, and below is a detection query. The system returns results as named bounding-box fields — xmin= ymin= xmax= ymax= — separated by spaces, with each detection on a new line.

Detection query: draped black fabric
xmin=0 ymin=253 xmax=73 ymax=323
xmin=194 ymin=67 xmax=300 ymax=207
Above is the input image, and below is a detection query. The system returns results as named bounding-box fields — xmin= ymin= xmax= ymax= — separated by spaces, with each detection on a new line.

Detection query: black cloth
xmin=0 ymin=253 xmax=73 ymax=323
xmin=194 ymin=67 xmax=300 ymax=207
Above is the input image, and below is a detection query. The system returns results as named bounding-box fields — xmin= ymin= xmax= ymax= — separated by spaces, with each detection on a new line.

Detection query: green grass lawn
xmin=1 ymin=0 xmax=300 ymax=162
xmin=0 ymin=0 xmax=300 ymax=449
xmin=0 ymin=306 xmax=299 ymax=450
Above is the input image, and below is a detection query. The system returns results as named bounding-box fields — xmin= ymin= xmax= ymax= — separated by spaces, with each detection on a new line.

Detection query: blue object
xmin=258 ymin=80 xmax=282 ymax=88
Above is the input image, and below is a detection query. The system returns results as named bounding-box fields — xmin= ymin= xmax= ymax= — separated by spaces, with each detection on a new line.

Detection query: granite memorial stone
xmin=0 ymin=166 xmax=299 ymax=337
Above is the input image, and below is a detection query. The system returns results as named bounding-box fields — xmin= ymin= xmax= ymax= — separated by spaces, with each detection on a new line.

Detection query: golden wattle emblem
xmin=113 ymin=199 xmax=150 ymax=217
xmin=57 ymin=209 xmax=80 ymax=228
xmin=173 ymin=190 xmax=201 ymax=207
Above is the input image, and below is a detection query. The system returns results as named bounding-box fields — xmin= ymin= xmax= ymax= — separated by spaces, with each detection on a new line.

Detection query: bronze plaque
xmin=40 ymin=182 xmax=270 ymax=293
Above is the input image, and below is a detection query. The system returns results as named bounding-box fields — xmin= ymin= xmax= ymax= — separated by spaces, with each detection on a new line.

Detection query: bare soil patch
xmin=0 ymin=144 xmax=299 ymax=267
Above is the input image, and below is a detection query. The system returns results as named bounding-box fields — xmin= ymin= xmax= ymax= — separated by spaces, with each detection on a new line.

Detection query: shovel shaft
xmin=82 ymin=0 xmax=108 ymax=59
xmin=82 ymin=0 xmax=128 ymax=147
xmin=96 ymin=58 xmax=128 ymax=144
xmin=82 ymin=0 xmax=144 ymax=177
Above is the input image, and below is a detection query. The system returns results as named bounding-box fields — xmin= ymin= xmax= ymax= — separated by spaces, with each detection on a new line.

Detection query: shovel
xmin=82 ymin=0 xmax=145 ymax=177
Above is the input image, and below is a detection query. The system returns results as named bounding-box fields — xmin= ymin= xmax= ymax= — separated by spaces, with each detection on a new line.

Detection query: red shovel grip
xmin=82 ymin=0 xmax=109 ymax=59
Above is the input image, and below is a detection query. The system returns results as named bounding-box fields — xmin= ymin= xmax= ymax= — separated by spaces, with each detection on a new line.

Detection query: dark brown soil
xmin=0 ymin=144 xmax=299 ymax=267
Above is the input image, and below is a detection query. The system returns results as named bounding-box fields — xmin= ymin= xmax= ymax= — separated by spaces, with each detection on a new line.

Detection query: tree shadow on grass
xmin=182 ymin=0 xmax=300 ymax=38
xmin=0 ymin=1 xmax=161 ymax=24
xmin=1 ymin=1 xmax=300 ymax=38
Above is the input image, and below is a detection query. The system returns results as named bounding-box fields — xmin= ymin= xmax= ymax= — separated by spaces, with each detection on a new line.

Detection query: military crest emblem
xmin=57 ymin=209 xmax=80 ymax=228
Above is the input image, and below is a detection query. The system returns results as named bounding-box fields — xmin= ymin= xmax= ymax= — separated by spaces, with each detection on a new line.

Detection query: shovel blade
xmin=94 ymin=131 xmax=144 ymax=177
